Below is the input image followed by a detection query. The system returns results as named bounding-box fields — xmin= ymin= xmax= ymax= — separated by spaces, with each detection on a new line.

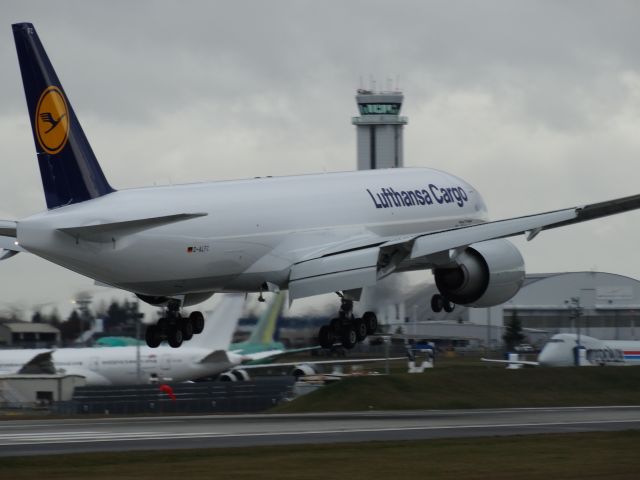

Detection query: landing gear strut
xmin=144 ymin=300 xmax=206 ymax=348
xmin=317 ymin=294 xmax=378 ymax=350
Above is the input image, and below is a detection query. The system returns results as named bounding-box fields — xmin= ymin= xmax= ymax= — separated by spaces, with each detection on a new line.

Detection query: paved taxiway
xmin=1 ymin=406 xmax=640 ymax=456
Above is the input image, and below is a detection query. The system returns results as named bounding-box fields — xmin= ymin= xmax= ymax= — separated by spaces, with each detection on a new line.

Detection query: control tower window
xmin=358 ymin=103 xmax=400 ymax=115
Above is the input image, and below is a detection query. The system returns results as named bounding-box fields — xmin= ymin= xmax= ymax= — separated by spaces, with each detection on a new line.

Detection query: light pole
xmin=566 ymin=297 xmax=583 ymax=366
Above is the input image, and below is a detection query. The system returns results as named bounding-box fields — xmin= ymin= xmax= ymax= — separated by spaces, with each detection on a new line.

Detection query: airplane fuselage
xmin=0 ymin=346 xmax=241 ymax=385
xmin=17 ymin=168 xmax=488 ymax=297
xmin=538 ymin=333 xmax=640 ymax=367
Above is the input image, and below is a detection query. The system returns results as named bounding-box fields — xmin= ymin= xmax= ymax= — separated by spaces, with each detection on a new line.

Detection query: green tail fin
xmin=246 ymin=292 xmax=286 ymax=345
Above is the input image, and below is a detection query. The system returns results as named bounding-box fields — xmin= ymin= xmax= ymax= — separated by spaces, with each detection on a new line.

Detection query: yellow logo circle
xmin=35 ymin=86 xmax=69 ymax=154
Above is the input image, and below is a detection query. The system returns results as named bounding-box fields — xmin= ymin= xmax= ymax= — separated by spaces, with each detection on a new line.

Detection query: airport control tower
xmin=353 ymin=87 xmax=409 ymax=325
xmin=352 ymin=89 xmax=408 ymax=170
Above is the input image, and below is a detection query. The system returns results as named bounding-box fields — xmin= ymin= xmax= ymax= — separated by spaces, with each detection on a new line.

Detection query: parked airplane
xmin=4 ymin=24 xmax=640 ymax=352
xmin=0 ymin=294 xmax=248 ymax=385
xmin=538 ymin=333 xmax=640 ymax=367
xmin=483 ymin=333 xmax=640 ymax=367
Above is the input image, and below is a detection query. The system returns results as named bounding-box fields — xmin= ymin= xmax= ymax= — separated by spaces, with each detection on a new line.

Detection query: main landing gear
xmin=430 ymin=293 xmax=455 ymax=313
xmin=317 ymin=294 xmax=378 ymax=350
xmin=144 ymin=300 xmax=205 ymax=348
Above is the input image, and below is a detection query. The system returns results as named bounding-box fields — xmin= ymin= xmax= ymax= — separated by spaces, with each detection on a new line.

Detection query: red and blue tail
xmin=12 ymin=23 xmax=114 ymax=209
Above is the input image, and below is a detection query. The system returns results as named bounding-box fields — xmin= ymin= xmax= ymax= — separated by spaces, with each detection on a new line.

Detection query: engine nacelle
xmin=433 ymin=238 xmax=525 ymax=307
xmin=218 ymin=369 xmax=251 ymax=382
xmin=290 ymin=364 xmax=319 ymax=378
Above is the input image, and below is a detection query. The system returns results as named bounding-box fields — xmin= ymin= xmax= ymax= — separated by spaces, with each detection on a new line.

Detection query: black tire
xmin=167 ymin=324 xmax=183 ymax=348
xmin=329 ymin=317 xmax=341 ymax=333
xmin=181 ymin=317 xmax=194 ymax=341
xmin=145 ymin=324 xmax=162 ymax=348
xmin=190 ymin=311 xmax=205 ymax=334
xmin=431 ymin=294 xmax=444 ymax=313
xmin=341 ymin=325 xmax=357 ymax=349
xmin=443 ymin=300 xmax=455 ymax=313
xmin=157 ymin=317 xmax=168 ymax=333
xmin=318 ymin=325 xmax=334 ymax=349
xmin=354 ymin=318 xmax=367 ymax=342
xmin=363 ymin=311 xmax=378 ymax=335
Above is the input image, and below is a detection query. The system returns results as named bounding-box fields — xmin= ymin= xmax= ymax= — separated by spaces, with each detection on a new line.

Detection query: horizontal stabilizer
xmin=0 ymin=220 xmax=17 ymax=237
xmin=58 ymin=213 xmax=207 ymax=242
xmin=0 ymin=220 xmax=22 ymax=260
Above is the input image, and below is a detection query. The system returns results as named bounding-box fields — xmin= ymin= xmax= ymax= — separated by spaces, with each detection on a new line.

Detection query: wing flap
xmin=288 ymin=247 xmax=378 ymax=301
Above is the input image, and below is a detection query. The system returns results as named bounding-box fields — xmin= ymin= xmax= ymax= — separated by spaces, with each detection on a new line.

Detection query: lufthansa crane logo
xmin=35 ymin=86 xmax=69 ymax=154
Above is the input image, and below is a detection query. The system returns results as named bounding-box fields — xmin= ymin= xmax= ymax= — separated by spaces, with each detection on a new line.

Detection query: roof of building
xmin=0 ymin=322 xmax=60 ymax=334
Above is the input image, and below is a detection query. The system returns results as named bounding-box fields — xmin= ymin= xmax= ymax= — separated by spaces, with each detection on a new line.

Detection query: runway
xmin=1 ymin=406 xmax=640 ymax=456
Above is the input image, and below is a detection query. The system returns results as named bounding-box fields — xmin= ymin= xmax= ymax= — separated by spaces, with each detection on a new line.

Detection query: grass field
xmin=2 ymin=431 xmax=640 ymax=480
xmin=275 ymin=365 xmax=640 ymax=412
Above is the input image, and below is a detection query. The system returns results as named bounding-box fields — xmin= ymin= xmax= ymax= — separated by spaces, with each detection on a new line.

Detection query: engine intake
xmin=434 ymin=239 xmax=525 ymax=307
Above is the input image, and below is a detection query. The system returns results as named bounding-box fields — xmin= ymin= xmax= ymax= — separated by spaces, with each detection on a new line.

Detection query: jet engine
xmin=218 ymin=369 xmax=250 ymax=382
xmin=433 ymin=238 xmax=525 ymax=307
xmin=290 ymin=364 xmax=319 ymax=378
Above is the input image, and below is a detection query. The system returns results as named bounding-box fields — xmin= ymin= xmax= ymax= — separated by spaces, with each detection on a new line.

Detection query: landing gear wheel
xmin=181 ymin=317 xmax=194 ymax=341
xmin=145 ymin=324 xmax=162 ymax=348
xmin=363 ymin=311 xmax=378 ymax=335
xmin=354 ymin=318 xmax=367 ymax=342
xmin=318 ymin=325 xmax=334 ymax=349
xmin=330 ymin=317 xmax=342 ymax=332
xmin=341 ymin=325 xmax=357 ymax=349
xmin=190 ymin=311 xmax=205 ymax=334
xmin=443 ymin=300 xmax=455 ymax=313
xmin=431 ymin=294 xmax=444 ymax=313
xmin=167 ymin=325 xmax=183 ymax=348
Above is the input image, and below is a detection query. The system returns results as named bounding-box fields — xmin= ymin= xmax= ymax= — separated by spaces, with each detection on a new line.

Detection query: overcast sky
xmin=2 ymin=1 xmax=640 ymax=320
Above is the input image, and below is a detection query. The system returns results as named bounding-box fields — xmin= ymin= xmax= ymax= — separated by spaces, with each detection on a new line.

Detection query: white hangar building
xmin=388 ymin=271 xmax=640 ymax=347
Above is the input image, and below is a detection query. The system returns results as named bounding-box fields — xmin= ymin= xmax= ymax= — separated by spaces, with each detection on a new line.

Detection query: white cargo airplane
xmin=483 ymin=333 xmax=640 ymax=367
xmin=3 ymin=23 xmax=640 ymax=351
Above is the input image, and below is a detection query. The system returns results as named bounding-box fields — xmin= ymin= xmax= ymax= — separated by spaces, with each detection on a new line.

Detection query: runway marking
xmin=1 ymin=419 xmax=639 ymax=447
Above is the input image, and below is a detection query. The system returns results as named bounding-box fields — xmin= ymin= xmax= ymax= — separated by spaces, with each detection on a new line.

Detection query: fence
xmin=52 ymin=377 xmax=296 ymax=415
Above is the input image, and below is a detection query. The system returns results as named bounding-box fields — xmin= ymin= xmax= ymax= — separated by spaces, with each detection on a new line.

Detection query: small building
xmin=0 ymin=374 xmax=86 ymax=406
xmin=0 ymin=321 xmax=60 ymax=348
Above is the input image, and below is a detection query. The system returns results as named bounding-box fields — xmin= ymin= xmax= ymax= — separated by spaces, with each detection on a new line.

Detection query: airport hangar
xmin=382 ymin=271 xmax=640 ymax=349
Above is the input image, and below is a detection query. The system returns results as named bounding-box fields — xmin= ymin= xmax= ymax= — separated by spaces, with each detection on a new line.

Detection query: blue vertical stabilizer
xmin=13 ymin=23 xmax=114 ymax=209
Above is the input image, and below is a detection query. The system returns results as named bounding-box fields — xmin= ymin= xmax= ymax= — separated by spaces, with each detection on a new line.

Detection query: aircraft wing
xmin=481 ymin=357 xmax=540 ymax=367
xmin=0 ymin=220 xmax=21 ymax=260
xmin=236 ymin=356 xmax=406 ymax=370
xmin=229 ymin=346 xmax=321 ymax=364
xmin=288 ymin=193 xmax=640 ymax=301
xmin=18 ymin=351 xmax=56 ymax=374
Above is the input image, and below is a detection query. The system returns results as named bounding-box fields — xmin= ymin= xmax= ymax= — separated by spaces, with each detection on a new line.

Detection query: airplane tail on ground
xmin=12 ymin=23 xmax=114 ymax=210
xmin=188 ymin=294 xmax=246 ymax=350
xmin=244 ymin=292 xmax=286 ymax=346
